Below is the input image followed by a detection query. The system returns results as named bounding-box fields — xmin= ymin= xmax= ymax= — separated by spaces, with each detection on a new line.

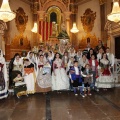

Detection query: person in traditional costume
xmin=52 ymin=53 xmax=69 ymax=92
xmin=59 ymin=45 xmax=65 ymax=56
xmin=70 ymin=61 xmax=84 ymax=97
xmin=0 ymin=49 xmax=8 ymax=99
xmin=89 ymin=54 xmax=98 ymax=90
xmin=47 ymin=51 xmax=54 ymax=66
xmin=9 ymin=53 xmax=23 ymax=89
xmin=106 ymin=47 xmax=115 ymax=73
xmin=76 ymin=49 xmax=82 ymax=61
xmin=95 ymin=40 xmax=106 ymax=53
xmin=23 ymin=58 xmax=36 ymax=94
xmin=27 ymin=51 xmax=37 ymax=74
xmin=36 ymin=55 xmax=52 ymax=93
xmin=82 ymin=43 xmax=91 ymax=56
xmin=87 ymin=48 xmax=96 ymax=60
xmin=62 ymin=52 xmax=69 ymax=70
xmin=27 ymin=51 xmax=36 ymax=64
xmin=68 ymin=47 xmax=76 ymax=58
xmin=97 ymin=47 xmax=104 ymax=62
xmin=67 ymin=57 xmax=75 ymax=91
xmin=79 ymin=54 xmax=89 ymax=71
xmin=95 ymin=53 xmax=114 ymax=90
xmin=81 ymin=64 xmax=93 ymax=96
xmin=13 ymin=71 xmax=27 ymax=98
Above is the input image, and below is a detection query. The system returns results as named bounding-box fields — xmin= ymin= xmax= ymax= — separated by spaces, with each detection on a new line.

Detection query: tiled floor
xmin=0 ymin=88 xmax=120 ymax=120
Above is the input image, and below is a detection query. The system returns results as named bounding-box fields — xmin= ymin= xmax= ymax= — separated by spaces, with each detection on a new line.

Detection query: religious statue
xmin=52 ymin=22 xmax=57 ymax=37
xmin=57 ymin=22 xmax=70 ymax=39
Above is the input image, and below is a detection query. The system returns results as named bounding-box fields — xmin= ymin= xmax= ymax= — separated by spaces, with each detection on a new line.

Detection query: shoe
xmin=80 ymin=93 xmax=85 ymax=98
xmin=75 ymin=94 xmax=78 ymax=96
xmin=84 ymin=94 xmax=87 ymax=96
xmin=88 ymin=93 xmax=92 ymax=96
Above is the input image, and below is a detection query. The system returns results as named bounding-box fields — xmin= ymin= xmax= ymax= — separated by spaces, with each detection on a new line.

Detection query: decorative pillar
xmin=37 ymin=11 xmax=45 ymax=43
xmin=99 ymin=0 xmax=108 ymax=46
xmin=63 ymin=12 xmax=72 ymax=36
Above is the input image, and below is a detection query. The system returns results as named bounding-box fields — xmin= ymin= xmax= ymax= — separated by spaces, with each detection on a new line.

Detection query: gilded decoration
xmin=47 ymin=6 xmax=61 ymax=33
xmin=69 ymin=4 xmax=78 ymax=13
xmin=79 ymin=33 xmax=98 ymax=49
xmin=81 ymin=8 xmax=96 ymax=33
xmin=11 ymin=34 xmax=31 ymax=49
xmin=15 ymin=7 xmax=28 ymax=34
xmin=99 ymin=0 xmax=106 ymax=5
xmin=62 ymin=0 xmax=69 ymax=8
xmin=40 ymin=0 xmax=47 ymax=7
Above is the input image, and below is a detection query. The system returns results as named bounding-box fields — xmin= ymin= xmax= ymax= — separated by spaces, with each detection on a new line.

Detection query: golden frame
xmin=81 ymin=8 xmax=96 ymax=33
xmin=15 ymin=7 xmax=28 ymax=34
xmin=47 ymin=6 xmax=62 ymax=33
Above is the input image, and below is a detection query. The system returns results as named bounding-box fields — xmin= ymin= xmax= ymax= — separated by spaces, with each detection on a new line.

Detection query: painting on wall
xmin=79 ymin=8 xmax=98 ymax=49
xmin=81 ymin=8 xmax=96 ymax=33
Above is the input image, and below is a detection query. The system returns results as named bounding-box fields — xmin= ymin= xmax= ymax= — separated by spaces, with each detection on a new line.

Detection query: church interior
xmin=0 ymin=0 xmax=120 ymax=120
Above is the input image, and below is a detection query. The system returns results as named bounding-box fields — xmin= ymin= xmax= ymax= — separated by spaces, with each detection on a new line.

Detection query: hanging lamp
xmin=0 ymin=0 xmax=16 ymax=22
xmin=107 ymin=0 xmax=120 ymax=22
xmin=70 ymin=22 xmax=79 ymax=33
xmin=31 ymin=22 xmax=37 ymax=33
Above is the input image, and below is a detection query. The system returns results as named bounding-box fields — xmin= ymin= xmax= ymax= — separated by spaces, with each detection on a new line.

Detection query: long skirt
xmin=52 ymin=68 xmax=69 ymax=91
xmin=95 ymin=75 xmax=114 ymax=88
xmin=36 ymin=68 xmax=52 ymax=93
xmin=24 ymin=73 xmax=36 ymax=94
xmin=0 ymin=82 xmax=8 ymax=99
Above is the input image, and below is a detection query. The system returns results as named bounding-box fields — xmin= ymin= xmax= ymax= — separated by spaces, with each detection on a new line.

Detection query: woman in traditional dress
xmin=23 ymin=58 xmax=36 ymax=94
xmin=76 ymin=49 xmax=82 ymax=61
xmin=68 ymin=47 xmax=76 ymax=58
xmin=27 ymin=51 xmax=36 ymax=64
xmin=87 ymin=48 xmax=96 ymax=60
xmin=0 ymin=49 xmax=8 ymax=99
xmin=47 ymin=51 xmax=54 ymax=66
xmin=9 ymin=53 xmax=23 ymax=89
xmin=52 ymin=53 xmax=69 ymax=91
xmin=95 ymin=53 xmax=114 ymax=90
xmin=36 ymin=55 xmax=52 ymax=93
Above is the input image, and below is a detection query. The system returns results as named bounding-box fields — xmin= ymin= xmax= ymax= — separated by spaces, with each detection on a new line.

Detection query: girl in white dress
xmin=52 ymin=53 xmax=69 ymax=91
xmin=95 ymin=53 xmax=114 ymax=90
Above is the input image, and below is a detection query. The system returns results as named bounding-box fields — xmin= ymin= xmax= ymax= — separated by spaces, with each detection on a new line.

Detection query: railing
xmin=114 ymin=59 xmax=120 ymax=75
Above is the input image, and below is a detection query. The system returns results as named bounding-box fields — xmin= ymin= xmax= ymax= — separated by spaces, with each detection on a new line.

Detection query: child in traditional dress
xmin=70 ymin=61 xmax=84 ymax=97
xmin=81 ymin=64 xmax=93 ymax=96
xmin=13 ymin=71 xmax=27 ymax=98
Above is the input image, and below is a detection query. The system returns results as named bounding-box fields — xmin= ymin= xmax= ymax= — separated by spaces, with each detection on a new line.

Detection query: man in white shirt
xmin=106 ymin=47 xmax=115 ymax=73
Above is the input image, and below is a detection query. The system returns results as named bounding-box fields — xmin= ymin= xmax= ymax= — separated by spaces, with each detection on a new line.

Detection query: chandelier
xmin=0 ymin=0 xmax=16 ymax=22
xmin=107 ymin=0 xmax=120 ymax=22
xmin=31 ymin=22 xmax=37 ymax=33
xmin=70 ymin=23 xmax=79 ymax=33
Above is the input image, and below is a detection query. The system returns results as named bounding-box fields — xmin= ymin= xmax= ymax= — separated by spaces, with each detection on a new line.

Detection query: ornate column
xmin=99 ymin=0 xmax=109 ymax=46
xmin=37 ymin=11 xmax=45 ymax=43
xmin=63 ymin=12 xmax=72 ymax=36
xmin=0 ymin=21 xmax=7 ymax=56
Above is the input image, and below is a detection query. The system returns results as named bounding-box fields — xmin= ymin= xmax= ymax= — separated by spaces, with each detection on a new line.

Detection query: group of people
xmin=0 ymin=40 xmax=115 ymax=99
